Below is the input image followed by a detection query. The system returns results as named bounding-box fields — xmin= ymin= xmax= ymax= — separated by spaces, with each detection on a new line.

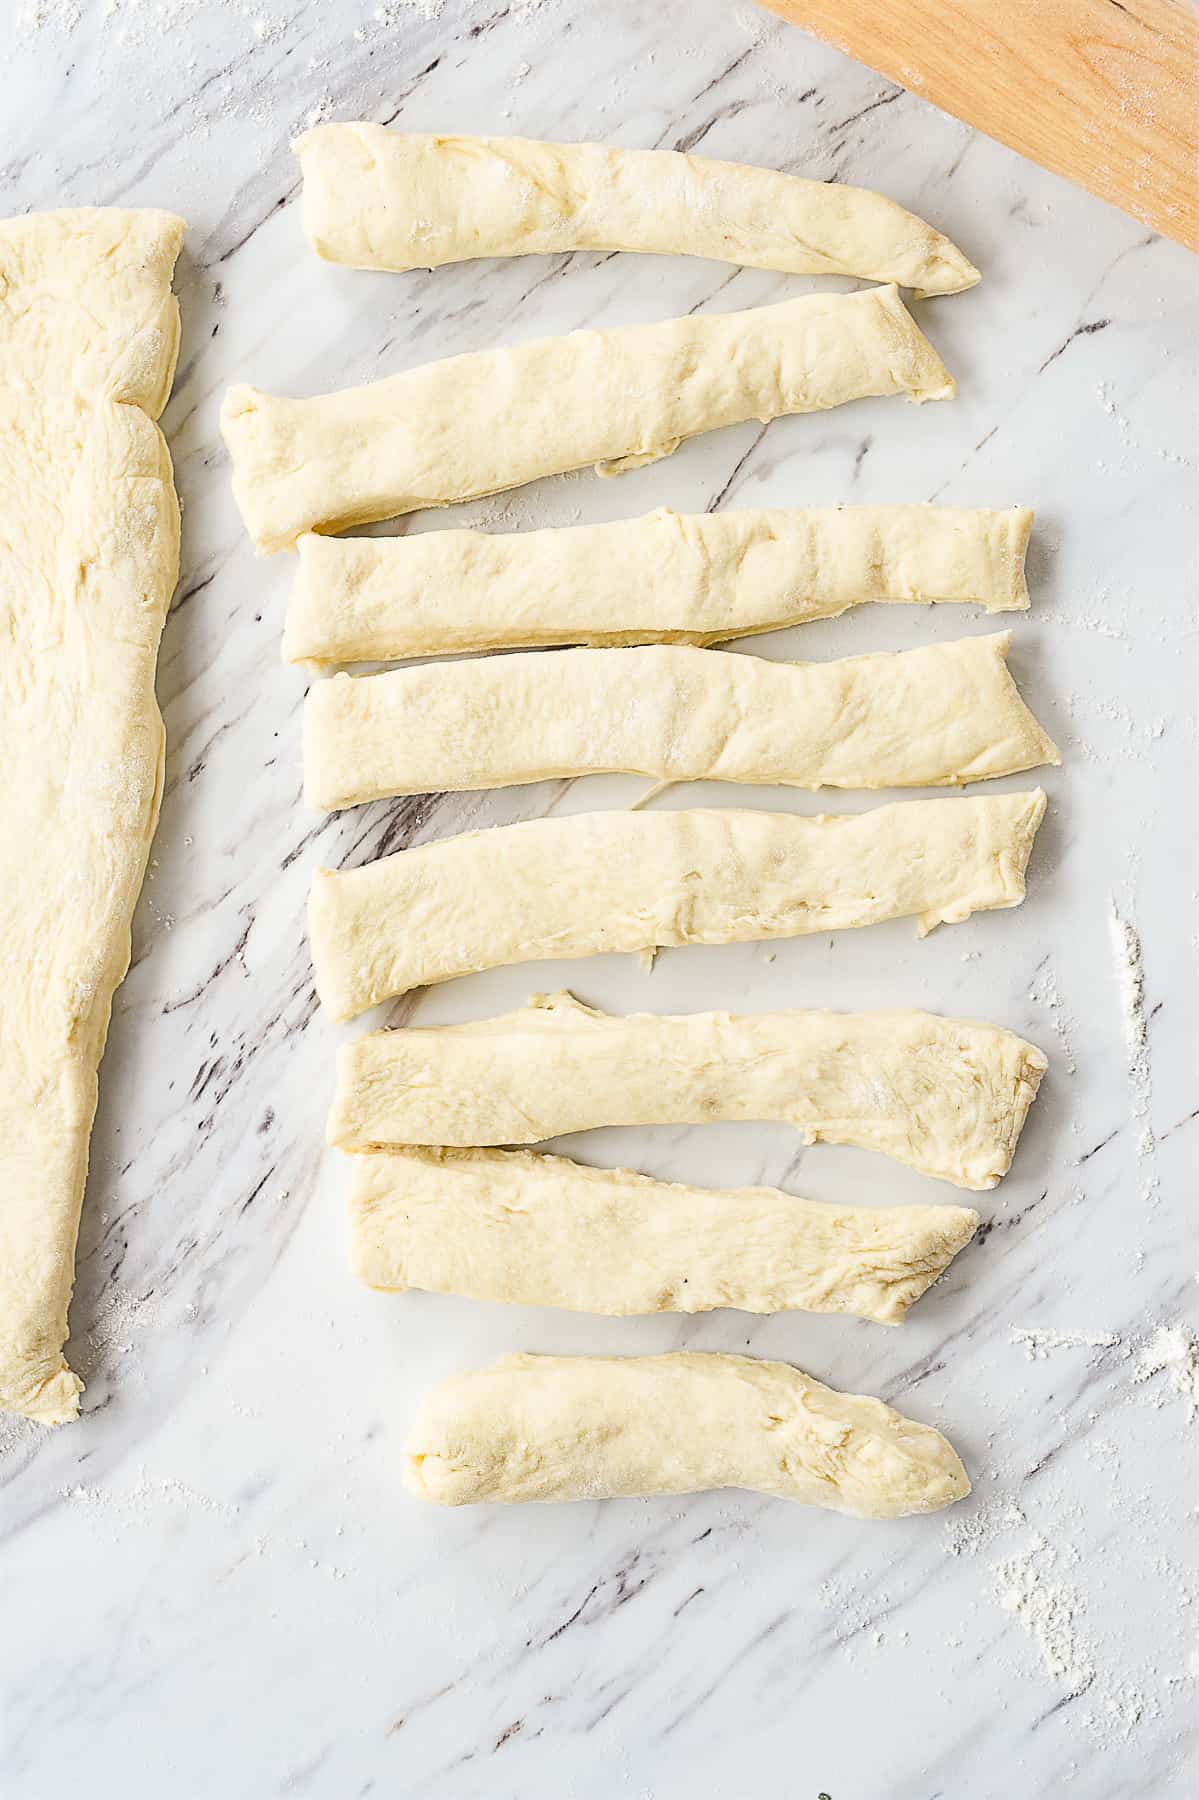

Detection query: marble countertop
xmin=4 ymin=2 xmax=1199 ymax=1795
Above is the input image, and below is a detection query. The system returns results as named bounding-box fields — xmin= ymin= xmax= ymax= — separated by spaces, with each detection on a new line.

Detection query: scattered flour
xmin=1135 ymin=1324 xmax=1199 ymax=1421
xmin=63 ymin=1466 xmax=241 ymax=1525
xmin=993 ymin=1533 xmax=1095 ymax=1695
xmin=1109 ymin=902 xmax=1158 ymax=1202
xmin=1006 ymin=1320 xmax=1197 ymax=1420
xmin=1027 ymin=958 xmax=1076 ymax=1074
xmin=966 ymin=1318 xmax=1199 ymax=1744
xmin=87 ymin=1279 xmax=159 ymax=1360
xmin=1012 ymin=1327 xmax=1120 ymax=1361
xmin=372 ymin=0 xmax=446 ymax=25
xmin=1037 ymin=608 xmax=1130 ymax=641
xmin=942 ymin=1495 xmax=1025 ymax=1558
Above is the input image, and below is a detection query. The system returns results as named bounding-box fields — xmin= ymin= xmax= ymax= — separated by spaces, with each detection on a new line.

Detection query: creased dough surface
xmin=285 ymin=504 xmax=1032 ymax=664
xmin=0 ymin=208 xmax=184 ymax=1424
xmin=296 ymin=126 xmax=981 ymax=297
xmin=222 ymin=285 xmax=954 ymax=553
xmin=329 ymin=991 xmax=1047 ymax=1189
xmin=350 ymin=1144 xmax=979 ymax=1323
xmin=305 ymin=633 xmax=1058 ymax=810
xmin=404 ymin=1352 xmax=971 ymax=1514
xmin=310 ymin=791 xmax=1046 ymax=1020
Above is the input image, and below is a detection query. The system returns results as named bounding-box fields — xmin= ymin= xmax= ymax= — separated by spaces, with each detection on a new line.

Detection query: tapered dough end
xmin=915 ymin=786 xmax=1047 ymax=936
xmin=875 ymin=1204 xmax=981 ymax=1323
xmin=874 ymin=284 xmax=957 ymax=403
xmin=1 ymin=1359 xmax=83 ymax=1427
xmin=976 ymin=1033 xmax=1049 ymax=1191
xmin=1007 ymin=783 xmax=1049 ymax=873
xmin=402 ymin=1352 xmax=971 ymax=1516
xmin=911 ymin=245 xmax=982 ymax=299
xmin=988 ymin=631 xmax=1063 ymax=771
xmin=1001 ymin=508 xmax=1035 ymax=611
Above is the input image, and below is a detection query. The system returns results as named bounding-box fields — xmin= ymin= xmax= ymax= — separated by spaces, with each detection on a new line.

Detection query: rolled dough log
xmin=221 ymin=284 xmax=954 ymax=553
xmin=295 ymin=126 xmax=980 ymax=297
xmin=285 ymin=504 xmax=1032 ymax=664
xmin=304 ymin=633 xmax=1059 ymax=810
xmin=0 ymin=208 xmax=184 ymax=1424
xmin=404 ymin=1352 xmax=971 ymax=1514
xmin=310 ymin=790 xmax=1046 ymax=1019
xmin=350 ymin=1144 xmax=980 ymax=1323
xmin=329 ymin=991 xmax=1047 ymax=1190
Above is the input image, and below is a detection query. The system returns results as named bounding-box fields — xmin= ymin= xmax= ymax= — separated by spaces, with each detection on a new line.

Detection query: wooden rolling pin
xmin=760 ymin=0 xmax=1199 ymax=255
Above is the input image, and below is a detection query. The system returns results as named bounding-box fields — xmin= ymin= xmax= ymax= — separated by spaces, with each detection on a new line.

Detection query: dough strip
xmin=285 ymin=504 xmax=1032 ymax=664
xmin=329 ymin=991 xmax=1047 ymax=1190
xmin=296 ymin=126 xmax=980 ymax=297
xmin=222 ymin=284 xmax=954 ymax=553
xmin=404 ymin=1352 xmax=971 ymax=1514
xmin=0 ymin=208 xmax=184 ymax=1424
xmin=350 ymin=1144 xmax=980 ymax=1324
xmin=303 ymin=633 xmax=1059 ymax=810
xmin=309 ymin=790 xmax=1047 ymax=1020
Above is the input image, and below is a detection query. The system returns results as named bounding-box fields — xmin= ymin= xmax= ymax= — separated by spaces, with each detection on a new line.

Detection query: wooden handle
xmin=759 ymin=0 xmax=1199 ymax=255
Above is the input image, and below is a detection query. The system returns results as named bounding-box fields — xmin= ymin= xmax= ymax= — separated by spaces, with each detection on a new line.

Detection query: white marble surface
xmin=4 ymin=1 xmax=1199 ymax=1794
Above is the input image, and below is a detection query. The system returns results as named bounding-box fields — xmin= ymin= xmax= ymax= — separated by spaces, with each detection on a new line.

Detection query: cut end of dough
xmin=874 ymin=284 xmax=957 ymax=403
xmin=913 ymin=250 xmax=982 ymax=300
xmin=875 ymin=1205 xmax=981 ymax=1323
xmin=1 ymin=1360 xmax=84 ymax=1427
xmin=308 ymin=870 xmax=358 ymax=1020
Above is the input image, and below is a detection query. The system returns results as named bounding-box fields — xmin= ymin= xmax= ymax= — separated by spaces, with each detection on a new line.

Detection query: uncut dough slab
xmin=350 ymin=1144 xmax=980 ymax=1324
xmin=304 ymin=632 xmax=1059 ymax=810
xmin=296 ymin=126 xmax=981 ymax=297
xmin=222 ymin=284 xmax=954 ymax=553
xmin=0 ymin=208 xmax=183 ymax=1424
xmin=310 ymin=790 xmax=1046 ymax=1020
xmin=329 ymin=991 xmax=1047 ymax=1190
xmin=285 ymin=504 xmax=1032 ymax=664
xmin=405 ymin=1352 xmax=971 ymax=1514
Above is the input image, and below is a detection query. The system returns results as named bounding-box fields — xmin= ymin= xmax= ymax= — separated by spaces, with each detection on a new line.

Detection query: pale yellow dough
xmin=304 ymin=633 xmax=1058 ymax=810
xmin=0 ymin=208 xmax=184 ymax=1424
xmin=404 ymin=1352 xmax=971 ymax=1514
xmin=329 ymin=991 xmax=1046 ymax=1190
xmin=285 ymin=504 xmax=1032 ymax=664
xmin=350 ymin=1144 xmax=980 ymax=1324
xmin=295 ymin=126 xmax=981 ymax=297
xmin=310 ymin=791 xmax=1046 ymax=1020
xmin=221 ymin=285 xmax=954 ymax=553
